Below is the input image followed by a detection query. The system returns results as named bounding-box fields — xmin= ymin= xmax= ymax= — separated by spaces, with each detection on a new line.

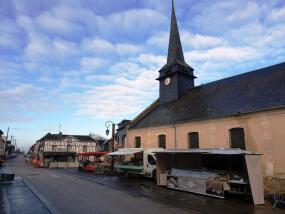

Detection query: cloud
xmin=84 ymin=74 xmax=114 ymax=83
xmin=95 ymin=8 xmax=168 ymax=42
xmin=80 ymin=57 xmax=110 ymax=73
xmin=81 ymin=38 xmax=114 ymax=55
xmin=0 ymin=18 xmax=24 ymax=51
xmin=268 ymin=5 xmax=285 ymax=22
xmin=0 ymin=84 xmax=57 ymax=111
xmin=227 ymin=1 xmax=259 ymax=24
xmin=81 ymin=37 xmax=142 ymax=57
xmin=35 ymin=10 xmax=85 ymax=39
xmin=76 ymin=56 xmax=159 ymax=118
xmin=38 ymin=76 xmax=54 ymax=84
xmin=185 ymin=46 xmax=259 ymax=62
xmin=134 ymin=53 xmax=165 ymax=67
xmin=147 ymin=31 xmax=226 ymax=50
xmin=116 ymin=43 xmax=142 ymax=56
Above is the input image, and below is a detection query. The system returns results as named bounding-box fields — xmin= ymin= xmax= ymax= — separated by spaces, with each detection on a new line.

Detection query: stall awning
xmin=155 ymin=148 xmax=261 ymax=155
xmin=43 ymin=151 xmax=76 ymax=156
xmin=77 ymin=152 xmax=109 ymax=156
xmin=107 ymin=148 xmax=143 ymax=156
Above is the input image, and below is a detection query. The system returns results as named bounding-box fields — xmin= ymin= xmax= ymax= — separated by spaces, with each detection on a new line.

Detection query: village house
xmin=126 ymin=1 xmax=285 ymax=191
xmin=115 ymin=120 xmax=131 ymax=149
xmin=35 ymin=132 xmax=97 ymax=168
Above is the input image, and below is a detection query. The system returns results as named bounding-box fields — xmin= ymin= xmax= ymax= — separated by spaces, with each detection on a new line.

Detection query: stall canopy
xmin=107 ymin=148 xmax=143 ymax=156
xmin=155 ymin=148 xmax=261 ymax=155
xmin=77 ymin=152 xmax=109 ymax=156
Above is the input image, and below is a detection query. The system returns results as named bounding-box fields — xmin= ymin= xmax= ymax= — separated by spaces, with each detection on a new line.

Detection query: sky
xmin=1 ymin=0 xmax=285 ymax=151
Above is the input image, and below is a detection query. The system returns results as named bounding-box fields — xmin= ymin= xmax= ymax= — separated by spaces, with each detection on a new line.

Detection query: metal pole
xmin=6 ymin=127 xmax=9 ymax=143
xmin=4 ymin=127 xmax=9 ymax=156
xmin=112 ymin=123 xmax=115 ymax=152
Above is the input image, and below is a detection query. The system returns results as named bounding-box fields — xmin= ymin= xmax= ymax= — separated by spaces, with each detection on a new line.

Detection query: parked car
xmin=5 ymin=153 xmax=17 ymax=160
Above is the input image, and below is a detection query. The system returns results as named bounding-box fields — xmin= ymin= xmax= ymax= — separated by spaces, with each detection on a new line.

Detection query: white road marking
xmin=51 ymin=174 xmax=59 ymax=178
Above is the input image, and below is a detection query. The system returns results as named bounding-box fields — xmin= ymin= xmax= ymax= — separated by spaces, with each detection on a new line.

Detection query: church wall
xmin=127 ymin=108 xmax=285 ymax=183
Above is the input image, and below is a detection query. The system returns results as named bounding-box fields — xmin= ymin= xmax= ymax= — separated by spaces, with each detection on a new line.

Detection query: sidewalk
xmin=1 ymin=166 xmax=51 ymax=214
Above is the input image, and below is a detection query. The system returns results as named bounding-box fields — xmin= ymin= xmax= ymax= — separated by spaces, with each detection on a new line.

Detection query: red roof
xmin=77 ymin=152 xmax=109 ymax=156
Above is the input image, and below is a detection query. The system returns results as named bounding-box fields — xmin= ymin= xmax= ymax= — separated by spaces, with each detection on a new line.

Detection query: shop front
xmin=43 ymin=151 xmax=78 ymax=168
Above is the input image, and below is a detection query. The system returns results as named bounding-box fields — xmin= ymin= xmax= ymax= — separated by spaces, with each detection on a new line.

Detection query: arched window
xmin=134 ymin=136 xmax=141 ymax=148
xmin=158 ymin=135 xmax=166 ymax=149
xmin=229 ymin=128 xmax=246 ymax=150
xmin=188 ymin=132 xmax=199 ymax=148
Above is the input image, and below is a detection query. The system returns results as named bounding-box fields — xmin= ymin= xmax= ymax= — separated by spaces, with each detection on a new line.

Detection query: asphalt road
xmin=7 ymin=156 xmax=282 ymax=214
xmin=8 ymin=157 xmax=194 ymax=214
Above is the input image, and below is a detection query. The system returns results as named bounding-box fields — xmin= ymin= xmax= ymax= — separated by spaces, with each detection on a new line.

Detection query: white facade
xmin=42 ymin=136 xmax=97 ymax=153
xmin=35 ymin=133 xmax=98 ymax=167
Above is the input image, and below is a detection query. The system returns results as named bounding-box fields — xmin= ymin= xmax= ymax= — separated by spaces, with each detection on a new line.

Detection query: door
xmin=144 ymin=153 xmax=156 ymax=176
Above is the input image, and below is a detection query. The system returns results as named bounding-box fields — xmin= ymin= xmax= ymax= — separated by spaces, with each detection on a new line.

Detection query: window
xmin=188 ymin=132 xmax=199 ymax=148
xmin=122 ymin=135 xmax=126 ymax=144
xmin=147 ymin=155 xmax=156 ymax=165
xmin=83 ymin=146 xmax=87 ymax=152
xmin=67 ymin=144 xmax=72 ymax=152
xmin=52 ymin=145 xmax=57 ymax=151
xmin=230 ymin=128 xmax=246 ymax=150
xmin=134 ymin=137 xmax=141 ymax=148
xmin=158 ymin=135 xmax=166 ymax=149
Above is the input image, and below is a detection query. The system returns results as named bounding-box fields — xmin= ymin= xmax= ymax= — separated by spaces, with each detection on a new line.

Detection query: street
xmin=3 ymin=156 xmax=282 ymax=214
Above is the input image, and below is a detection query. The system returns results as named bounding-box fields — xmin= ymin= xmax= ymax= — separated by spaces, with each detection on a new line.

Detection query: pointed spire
xmin=167 ymin=0 xmax=185 ymax=64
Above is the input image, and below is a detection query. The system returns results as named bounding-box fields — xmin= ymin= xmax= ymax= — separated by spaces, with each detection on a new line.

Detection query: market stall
xmin=155 ymin=148 xmax=264 ymax=205
xmin=77 ymin=152 xmax=109 ymax=172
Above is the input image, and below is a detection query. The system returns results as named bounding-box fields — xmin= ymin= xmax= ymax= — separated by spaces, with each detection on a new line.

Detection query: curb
xmin=22 ymin=178 xmax=60 ymax=214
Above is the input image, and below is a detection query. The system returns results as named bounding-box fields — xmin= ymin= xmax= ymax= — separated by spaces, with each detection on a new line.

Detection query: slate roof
xmin=116 ymin=119 xmax=131 ymax=131
xmin=130 ymin=62 xmax=285 ymax=130
xmin=37 ymin=133 xmax=96 ymax=142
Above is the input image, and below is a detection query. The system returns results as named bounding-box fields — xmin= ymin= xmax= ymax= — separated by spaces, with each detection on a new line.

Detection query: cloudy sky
xmin=1 ymin=0 xmax=285 ymax=150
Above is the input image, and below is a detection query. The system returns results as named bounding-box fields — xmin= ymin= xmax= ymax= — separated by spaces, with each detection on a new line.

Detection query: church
xmin=125 ymin=1 xmax=285 ymax=190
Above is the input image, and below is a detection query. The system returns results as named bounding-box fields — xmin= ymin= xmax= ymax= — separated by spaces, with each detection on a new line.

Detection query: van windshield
xmin=147 ymin=155 xmax=156 ymax=165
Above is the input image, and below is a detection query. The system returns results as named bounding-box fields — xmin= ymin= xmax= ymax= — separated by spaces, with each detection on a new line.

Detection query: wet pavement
xmin=56 ymin=168 xmax=283 ymax=214
xmin=2 ymin=156 xmax=284 ymax=214
xmin=0 ymin=176 xmax=50 ymax=214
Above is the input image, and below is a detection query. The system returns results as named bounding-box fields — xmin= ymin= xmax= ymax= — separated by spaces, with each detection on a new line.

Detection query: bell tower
xmin=157 ymin=0 xmax=196 ymax=103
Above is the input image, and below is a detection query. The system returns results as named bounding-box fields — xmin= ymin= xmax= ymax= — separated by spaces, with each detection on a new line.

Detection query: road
xmin=7 ymin=156 xmax=282 ymax=214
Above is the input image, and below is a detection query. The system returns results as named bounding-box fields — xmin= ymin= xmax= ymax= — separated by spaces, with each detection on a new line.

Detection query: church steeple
xmin=167 ymin=0 xmax=185 ymax=65
xmin=157 ymin=0 xmax=196 ymax=103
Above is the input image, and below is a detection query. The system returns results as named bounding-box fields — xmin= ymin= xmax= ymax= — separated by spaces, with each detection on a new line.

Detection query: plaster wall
xmin=127 ymin=109 xmax=285 ymax=177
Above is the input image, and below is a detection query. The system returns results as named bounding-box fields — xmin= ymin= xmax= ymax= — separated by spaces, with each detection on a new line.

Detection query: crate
xmin=272 ymin=177 xmax=285 ymax=208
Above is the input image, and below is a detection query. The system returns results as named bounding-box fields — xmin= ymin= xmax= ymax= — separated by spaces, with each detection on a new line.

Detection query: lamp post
xmin=105 ymin=121 xmax=115 ymax=170
xmin=105 ymin=121 xmax=116 ymax=152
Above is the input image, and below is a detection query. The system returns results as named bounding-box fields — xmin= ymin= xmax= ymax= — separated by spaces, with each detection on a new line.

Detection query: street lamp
xmin=105 ymin=121 xmax=116 ymax=170
xmin=105 ymin=121 xmax=115 ymax=152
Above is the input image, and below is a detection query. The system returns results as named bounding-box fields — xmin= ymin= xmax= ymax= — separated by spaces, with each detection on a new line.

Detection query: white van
xmin=108 ymin=148 xmax=165 ymax=179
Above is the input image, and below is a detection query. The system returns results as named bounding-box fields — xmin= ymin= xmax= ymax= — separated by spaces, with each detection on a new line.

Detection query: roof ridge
xmin=194 ymin=61 xmax=285 ymax=90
